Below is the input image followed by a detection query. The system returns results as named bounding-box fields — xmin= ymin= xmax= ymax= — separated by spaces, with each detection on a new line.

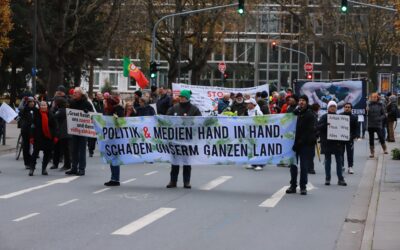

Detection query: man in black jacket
xmin=286 ymin=95 xmax=317 ymax=195
xmin=341 ymin=103 xmax=360 ymax=174
xmin=66 ymin=87 xmax=94 ymax=176
xmin=156 ymin=86 xmax=172 ymax=115
xmin=166 ymin=90 xmax=201 ymax=189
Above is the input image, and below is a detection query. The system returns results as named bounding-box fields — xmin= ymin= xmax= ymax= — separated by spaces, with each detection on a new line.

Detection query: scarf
xmin=40 ymin=111 xmax=52 ymax=139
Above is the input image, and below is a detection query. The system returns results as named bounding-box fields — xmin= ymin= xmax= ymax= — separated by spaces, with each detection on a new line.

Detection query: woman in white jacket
xmin=244 ymin=98 xmax=265 ymax=171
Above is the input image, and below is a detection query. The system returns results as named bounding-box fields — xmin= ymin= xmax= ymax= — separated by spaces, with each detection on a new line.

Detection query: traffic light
xmin=238 ymin=0 xmax=244 ymax=15
xmin=150 ymin=61 xmax=158 ymax=79
xmin=271 ymin=41 xmax=277 ymax=51
xmin=307 ymin=73 xmax=313 ymax=80
xmin=340 ymin=0 xmax=348 ymax=13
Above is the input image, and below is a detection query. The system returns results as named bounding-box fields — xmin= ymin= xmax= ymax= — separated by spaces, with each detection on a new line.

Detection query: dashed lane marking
xmin=13 ymin=213 xmax=40 ymax=222
xmin=144 ymin=171 xmax=158 ymax=176
xmin=58 ymin=199 xmax=79 ymax=207
xmin=199 ymin=176 xmax=233 ymax=191
xmin=122 ymin=178 xmax=137 ymax=184
xmin=93 ymin=188 xmax=110 ymax=194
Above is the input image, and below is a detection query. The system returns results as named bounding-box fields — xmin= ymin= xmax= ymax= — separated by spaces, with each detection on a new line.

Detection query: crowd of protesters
xmin=8 ymin=83 xmax=399 ymax=195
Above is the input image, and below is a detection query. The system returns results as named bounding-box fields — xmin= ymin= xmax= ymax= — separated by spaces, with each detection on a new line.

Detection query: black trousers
xmin=368 ymin=128 xmax=384 ymax=146
xmin=30 ymin=141 xmax=53 ymax=170
xmin=170 ymin=165 xmax=191 ymax=183
xmin=88 ymin=138 xmax=96 ymax=154
xmin=53 ymin=138 xmax=71 ymax=168
xmin=22 ymin=132 xmax=31 ymax=166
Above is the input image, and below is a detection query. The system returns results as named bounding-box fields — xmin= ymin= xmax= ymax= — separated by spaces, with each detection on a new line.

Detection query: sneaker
xmin=245 ymin=165 xmax=254 ymax=169
xmin=338 ymin=180 xmax=347 ymax=186
xmin=325 ymin=180 xmax=330 ymax=186
xmin=104 ymin=180 xmax=120 ymax=186
xmin=300 ymin=189 xmax=307 ymax=195
xmin=286 ymin=186 xmax=296 ymax=194
xmin=254 ymin=166 xmax=263 ymax=171
xmin=348 ymin=167 xmax=354 ymax=174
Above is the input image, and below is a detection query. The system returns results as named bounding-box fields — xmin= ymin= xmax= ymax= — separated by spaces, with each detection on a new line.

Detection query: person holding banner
xmin=286 ymin=95 xmax=317 ymax=195
xmin=66 ymin=87 xmax=94 ymax=176
xmin=103 ymin=95 xmax=125 ymax=186
xmin=317 ymin=101 xmax=347 ymax=186
xmin=166 ymin=90 xmax=201 ymax=189
xmin=341 ymin=103 xmax=360 ymax=174
xmin=29 ymin=101 xmax=58 ymax=176
xmin=367 ymin=93 xmax=388 ymax=158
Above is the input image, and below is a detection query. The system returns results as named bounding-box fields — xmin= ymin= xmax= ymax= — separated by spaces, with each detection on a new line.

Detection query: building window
xmin=225 ymin=43 xmax=234 ymax=62
xmin=236 ymin=43 xmax=246 ymax=61
xmin=94 ymin=72 xmax=100 ymax=86
xmin=109 ymin=73 xmax=118 ymax=86
xmin=336 ymin=44 xmax=345 ymax=64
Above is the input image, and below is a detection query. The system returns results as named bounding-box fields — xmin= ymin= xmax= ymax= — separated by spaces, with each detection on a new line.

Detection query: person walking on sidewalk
xmin=166 ymin=90 xmax=201 ymax=189
xmin=66 ymin=87 xmax=94 ymax=176
xmin=286 ymin=95 xmax=317 ymax=195
xmin=386 ymin=94 xmax=398 ymax=142
xmin=341 ymin=103 xmax=360 ymax=174
xmin=29 ymin=101 xmax=58 ymax=176
xmin=367 ymin=93 xmax=388 ymax=157
xmin=318 ymin=101 xmax=347 ymax=186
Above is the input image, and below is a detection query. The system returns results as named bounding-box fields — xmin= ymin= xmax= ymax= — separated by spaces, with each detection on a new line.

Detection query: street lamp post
xmin=32 ymin=0 xmax=37 ymax=95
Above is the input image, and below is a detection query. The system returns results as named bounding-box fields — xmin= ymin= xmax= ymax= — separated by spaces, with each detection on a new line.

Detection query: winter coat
xmin=218 ymin=99 xmax=230 ymax=114
xmin=156 ymin=94 xmax=172 ymax=115
xmin=257 ymin=99 xmax=270 ymax=114
xmin=230 ymin=101 xmax=247 ymax=116
xmin=367 ymin=101 xmax=386 ymax=129
xmin=19 ymin=106 xmax=37 ymax=135
xmin=341 ymin=111 xmax=360 ymax=140
xmin=245 ymin=105 xmax=263 ymax=117
xmin=135 ymin=105 xmax=156 ymax=117
xmin=387 ymin=97 xmax=398 ymax=122
xmin=167 ymin=102 xmax=201 ymax=117
xmin=318 ymin=112 xmax=344 ymax=154
xmin=105 ymin=105 xmax=124 ymax=117
xmin=92 ymin=99 xmax=104 ymax=114
xmin=293 ymin=106 xmax=317 ymax=151
xmin=69 ymin=96 xmax=94 ymax=113
xmin=30 ymin=109 xmax=58 ymax=150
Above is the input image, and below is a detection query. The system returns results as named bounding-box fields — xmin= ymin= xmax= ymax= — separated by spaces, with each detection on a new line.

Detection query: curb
xmin=360 ymin=154 xmax=384 ymax=250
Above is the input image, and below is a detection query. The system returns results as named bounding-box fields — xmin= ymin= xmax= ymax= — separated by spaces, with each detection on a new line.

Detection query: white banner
xmin=66 ymin=108 xmax=97 ymax=138
xmin=172 ymin=83 xmax=269 ymax=115
xmin=0 ymin=103 xmax=18 ymax=123
xmin=327 ymin=114 xmax=350 ymax=141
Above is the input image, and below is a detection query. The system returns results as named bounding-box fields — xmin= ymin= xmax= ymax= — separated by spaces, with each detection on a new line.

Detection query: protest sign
xmin=172 ymin=83 xmax=269 ymax=115
xmin=294 ymin=80 xmax=367 ymax=116
xmin=66 ymin=108 xmax=97 ymax=138
xmin=92 ymin=113 xmax=296 ymax=166
xmin=327 ymin=114 xmax=350 ymax=141
xmin=0 ymin=103 xmax=18 ymax=123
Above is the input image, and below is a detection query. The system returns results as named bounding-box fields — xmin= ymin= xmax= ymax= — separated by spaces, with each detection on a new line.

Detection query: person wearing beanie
xmin=165 ymin=89 xmax=201 ymax=189
xmin=286 ymin=95 xmax=317 ymax=195
xmin=317 ymin=100 xmax=347 ymax=186
xmin=133 ymin=90 xmax=142 ymax=109
xmin=340 ymin=103 xmax=360 ymax=174
xmin=230 ymin=93 xmax=247 ymax=116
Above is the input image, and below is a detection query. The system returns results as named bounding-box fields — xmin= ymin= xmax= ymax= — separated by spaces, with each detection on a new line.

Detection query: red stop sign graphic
xmin=304 ymin=63 xmax=313 ymax=72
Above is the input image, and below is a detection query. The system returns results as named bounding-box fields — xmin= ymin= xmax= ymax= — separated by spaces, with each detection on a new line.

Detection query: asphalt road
xmin=0 ymin=139 xmax=374 ymax=250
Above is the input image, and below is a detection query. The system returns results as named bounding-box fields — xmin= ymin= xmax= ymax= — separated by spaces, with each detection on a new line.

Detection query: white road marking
xmin=259 ymin=186 xmax=289 ymax=208
xmin=93 ymin=188 xmax=110 ymax=194
xmin=199 ymin=176 xmax=233 ymax=191
xmin=13 ymin=213 xmax=40 ymax=222
xmin=112 ymin=207 xmax=176 ymax=236
xmin=144 ymin=171 xmax=158 ymax=176
xmin=259 ymin=183 xmax=317 ymax=208
xmin=122 ymin=178 xmax=137 ymax=184
xmin=0 ymin=176 xmax=80 ymax=199
xmin=58 ymin=199 xmax=79 ymax=207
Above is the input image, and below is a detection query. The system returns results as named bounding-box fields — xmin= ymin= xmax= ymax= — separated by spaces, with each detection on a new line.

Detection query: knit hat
xmin=327 ymin=100 xmax=337 ymax=108
xmin=179 ymin=89 xmax=192 ymax=100
xmin=134 ymin=90 xmax=142 ymax=98
xmin=57 ymin=85 xmax=66 ymax=94
xmin=299 ymin=94 xmax=309 ymax=103
xmin=261 ymin=91 xmax=268 ymax=98
xmin=236 ymin=92 xmax=243 ymax=98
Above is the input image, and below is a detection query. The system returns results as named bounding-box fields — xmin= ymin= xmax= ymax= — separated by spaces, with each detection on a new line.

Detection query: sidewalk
xmin=0 ymin=122 xmax=19 ymax=156
xmin=370 ymin=131 xmax=400 ymax=250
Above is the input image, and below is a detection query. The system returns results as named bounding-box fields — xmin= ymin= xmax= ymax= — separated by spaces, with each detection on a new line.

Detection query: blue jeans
xmin=324 ymin=153 xmax=344 ymax=181
xmin=71 ymin=136 xmax=87 ymax=171
xmin=110 ymin=165 xmax=120 ymax=181
xmin=290 ymin=145 xmax=314 ymax=190
xmin=343 ymin=141 xmax=354 ymax=168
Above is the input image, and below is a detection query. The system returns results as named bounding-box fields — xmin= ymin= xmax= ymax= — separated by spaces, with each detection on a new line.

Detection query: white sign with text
xmin=66 ymin=108 xmax=97 ymax=138
xmin=327 ymin=114 xmax=350 ymax=141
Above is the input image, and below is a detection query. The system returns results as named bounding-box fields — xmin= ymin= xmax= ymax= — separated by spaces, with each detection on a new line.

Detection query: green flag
xmin=123 ymin=57 xmax=130 ymax=77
